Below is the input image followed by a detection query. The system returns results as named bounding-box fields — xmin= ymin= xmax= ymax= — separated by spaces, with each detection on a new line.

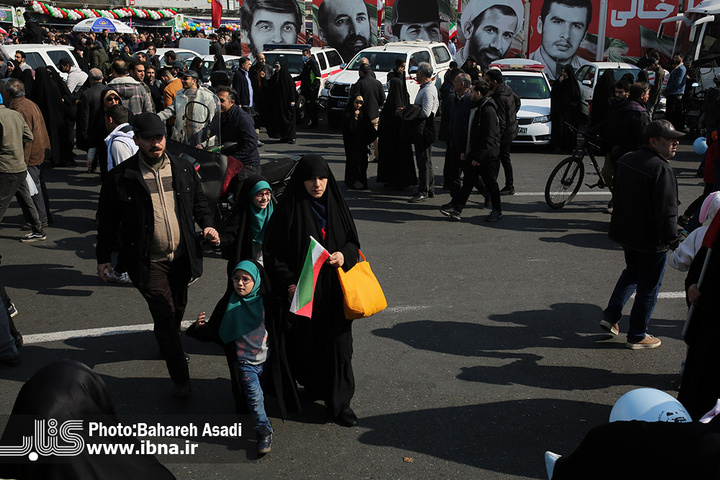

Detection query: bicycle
xmin=544 ymin=124 xmax=610 ymax=209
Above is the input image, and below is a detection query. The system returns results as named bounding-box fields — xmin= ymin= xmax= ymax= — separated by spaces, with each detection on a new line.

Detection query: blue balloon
xmin=610 ymin=388 xmax=691 ymax=423
xmin=694 ymin=136 xmax=708 ymax=155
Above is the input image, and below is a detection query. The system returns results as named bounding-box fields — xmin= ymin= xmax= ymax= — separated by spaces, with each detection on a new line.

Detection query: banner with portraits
xmin=235 ymin=0 xmax=682 ymax=76
xmin=526 ymin=0 xmax=681 ymax=81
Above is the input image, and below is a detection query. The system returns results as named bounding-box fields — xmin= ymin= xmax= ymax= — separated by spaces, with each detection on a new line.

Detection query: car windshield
xmin=346 ymin=52 xmax=406 ymax=72
xmin=263 ymin=53 xmax=304 ymax=75
xmin=504 ymin=74 xmax=550 ymax=99
xmin=600 ymin=68 xmax=638 ymax=82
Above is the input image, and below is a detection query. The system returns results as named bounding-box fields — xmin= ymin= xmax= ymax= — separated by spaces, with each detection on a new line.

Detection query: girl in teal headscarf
xmin=192 ymin=259 xmax=292 ymax=456
xmin=220 ymin=175 xmax=274 ymax=273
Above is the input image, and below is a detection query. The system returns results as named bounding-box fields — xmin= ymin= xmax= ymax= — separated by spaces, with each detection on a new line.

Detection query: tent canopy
xmin=72 ymin=17 xmax=134 ymax=34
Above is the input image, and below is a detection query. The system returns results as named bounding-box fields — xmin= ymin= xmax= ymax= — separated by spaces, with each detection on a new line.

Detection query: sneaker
xmin=439 ymin=204 xmax=461 ymax=221
xmin=257 ymin=426 xmax=272 ymax=454
xmin=626 ymin=334 xmax=661 ymax=350
xmin=409 ymin=192 xmax=428 ymax=203
xmin=500 ymin=186 xmax=515 ymax=195
xmin=21 ymin=231 xmax=46 ymax=243
xmin=485 ymin=210 xmax=503 ymax=222
xmin=599 ymin=319 xmax=619 ymax=336
xmin=7 ymin=303 xmax=17 ymax=318
xmin=106 ymin=270 xmax=130 ymax=284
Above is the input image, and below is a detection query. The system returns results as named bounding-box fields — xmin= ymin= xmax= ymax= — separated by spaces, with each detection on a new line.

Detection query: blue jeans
xmin=603 ymin=248 xmax=668 ymax=341
xmin=238 ymin=361 xmax=271 ymax=432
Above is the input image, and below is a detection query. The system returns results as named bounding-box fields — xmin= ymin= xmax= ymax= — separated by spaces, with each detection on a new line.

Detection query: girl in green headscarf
xmin=220 ymin=175 xmax=273 ymax=272
xmin=191 ymin=259 xmax=299 ymax=456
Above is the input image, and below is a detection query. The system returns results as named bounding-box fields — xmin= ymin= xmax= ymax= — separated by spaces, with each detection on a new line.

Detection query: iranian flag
xmin=449 ymin=22 xmax=457 ymax=40
xmin=211 ymin=0 xmax=222 ymax=28
xmin=290 ymin=236 xmax=330 ymax=318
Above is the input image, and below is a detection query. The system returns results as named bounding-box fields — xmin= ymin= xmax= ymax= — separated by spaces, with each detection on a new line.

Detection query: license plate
xmin=518 ymin=127 xmax=527 ymax=134
xmin=338 ymin=100 xmax=347 ymax=107
xmin=687 ymin=110 xmax=700 ymax=116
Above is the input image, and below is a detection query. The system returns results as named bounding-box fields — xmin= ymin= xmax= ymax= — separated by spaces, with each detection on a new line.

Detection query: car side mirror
xmin=582 ymin=79 xmax=592 ymax=86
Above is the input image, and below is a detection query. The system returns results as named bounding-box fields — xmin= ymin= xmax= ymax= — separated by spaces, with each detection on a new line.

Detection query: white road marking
xmin=20 ymin=294 xmax=686 ymax=345
xmin=514 ymin=191 xmax=611 ymax=196
xmin=23 ymin=321 xmax=194 ymax=345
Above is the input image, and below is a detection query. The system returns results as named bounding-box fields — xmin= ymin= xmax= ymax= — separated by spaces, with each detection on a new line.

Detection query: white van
xmin=320 ymin=41 xmax=452 ymax=125
xmin=1 ymin=44 xmax=80 ymax=72
xmin=262 ymin=45 xmax=345 ymax=124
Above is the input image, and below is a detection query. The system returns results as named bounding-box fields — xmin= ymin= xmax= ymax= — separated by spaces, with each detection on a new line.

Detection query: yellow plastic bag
xmin=336 ymin=251 xmax=387 ymax=320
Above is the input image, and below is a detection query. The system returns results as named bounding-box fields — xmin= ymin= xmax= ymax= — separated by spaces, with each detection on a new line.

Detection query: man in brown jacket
xmin=5 ymin=79 xmax=51 ymax=228
xmin=0 ymin=92 xmax=45 ymax=242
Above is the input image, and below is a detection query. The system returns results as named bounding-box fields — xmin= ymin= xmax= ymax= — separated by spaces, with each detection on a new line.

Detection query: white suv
xmin=262 ymin=45 xmax=345 ymax=124
xmin=1 ymin=44 xmax=80 ymax=72
xmin=320 ymin=41 xmax=452 ymax=125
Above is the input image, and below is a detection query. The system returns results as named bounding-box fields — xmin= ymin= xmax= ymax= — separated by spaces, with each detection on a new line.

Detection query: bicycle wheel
xmin=545 ymin=156 xmax=585 ymax=209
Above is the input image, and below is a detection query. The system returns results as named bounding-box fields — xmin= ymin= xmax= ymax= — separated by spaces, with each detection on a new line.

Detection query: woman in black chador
xmin=550 ymin=64 xmax=581 ymax=152
xmin=267 ymin=61 xmax=297 ymax=144
xmin=263 ymin=154 xmax=361 ymax=427
xmin=378 ymin=74 xmax=416 ymax=189
xmin=0 ymin=360 xmax=176 ymax=480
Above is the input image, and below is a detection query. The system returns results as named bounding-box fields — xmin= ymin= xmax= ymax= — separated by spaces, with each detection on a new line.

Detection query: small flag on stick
xmin=290 ymin=236 xmax=330 ymax=318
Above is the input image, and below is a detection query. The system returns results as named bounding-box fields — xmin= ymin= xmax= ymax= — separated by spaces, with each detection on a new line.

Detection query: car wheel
xmin=296 ymin=95 xmax=306 ymax=125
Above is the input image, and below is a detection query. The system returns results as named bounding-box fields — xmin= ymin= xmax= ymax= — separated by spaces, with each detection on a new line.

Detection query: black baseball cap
xmin=644 ymin=120 xmax=685 ymax=141
xmin=179 ymin=69 xmax=199 ymax=80
xmin=133 ymin=113 xmax=166 ymax=138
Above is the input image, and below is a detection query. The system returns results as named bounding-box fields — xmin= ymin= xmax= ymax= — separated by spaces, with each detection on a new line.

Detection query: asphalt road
xmin=0 ymin=120 xmax=702 ymax=479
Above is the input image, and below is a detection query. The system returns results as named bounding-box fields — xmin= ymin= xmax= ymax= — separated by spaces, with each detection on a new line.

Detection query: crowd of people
xmin=2 ymin=17 xmax=720 ymax=474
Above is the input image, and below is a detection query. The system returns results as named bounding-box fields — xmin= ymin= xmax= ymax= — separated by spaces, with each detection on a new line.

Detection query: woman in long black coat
xmin=263 ymin=154 xmax=361 ymax=427
xmin=267 ymin=61 xmax=297 ymax=144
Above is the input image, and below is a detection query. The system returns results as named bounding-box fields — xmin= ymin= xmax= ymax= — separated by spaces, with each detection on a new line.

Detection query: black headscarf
xmin=268 ymin=61 xmax=296 ymax=139
xmin=189 ymin=57 xmax=202 ymax=76
xmin=212 ymin=54 xmax=227 ymax=72
xmin=264 ymin=154 xmax=359 ymax=290
xmin=19 ymin=68 xmax=33 ymax=95
xmin=590 ymin=69 xmax=616 ymax=126
xmin=0 ymin=360 xmax=176 ymax=480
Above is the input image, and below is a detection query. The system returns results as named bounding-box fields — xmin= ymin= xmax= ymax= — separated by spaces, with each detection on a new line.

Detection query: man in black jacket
xmin=484 ymin=68 xmax=520 ymax=195
xmin=211 ymin=86 xmax=261 ymax=201
xmin=76 ymin=68 xmax=106 ymax=173
xmin=96 ymin=113 xmax=219 ymax=398
xmin=440 ymin=79 xmax=502 ymax=222
xmin=600 ymin=120 xmax=684 ymax=350
xmin=296 ymin=48 xmax=321 ymax=127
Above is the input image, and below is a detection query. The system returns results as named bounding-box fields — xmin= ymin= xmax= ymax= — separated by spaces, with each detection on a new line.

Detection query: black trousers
xmin=453 ymin=159 xmax=500 ymax=212
xmin=135 ymin=257 xmax=191 ymax=384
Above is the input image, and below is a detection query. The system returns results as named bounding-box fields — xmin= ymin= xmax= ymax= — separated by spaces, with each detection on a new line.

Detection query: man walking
xmin=600 ymin=120 xmax=684 ymax=349
xmin=440 ymin=79 xmax=501 ymax=221
xmin=5 ymin=79 xmax=52 ymax=230
xmin=484 ymin=68 xmax=519 ymax=195
xmin=0 ymin=93 xmax=45 ymax=242
xmin=665 ymin=54 xmax=687 ymax=131
xmin=296 ymin=48 xmax=321 ymax=127
xmin=96 ymin=113 xmax=219 ymax=397
xmin=409 ymin=62 xmax=439 ymax=203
